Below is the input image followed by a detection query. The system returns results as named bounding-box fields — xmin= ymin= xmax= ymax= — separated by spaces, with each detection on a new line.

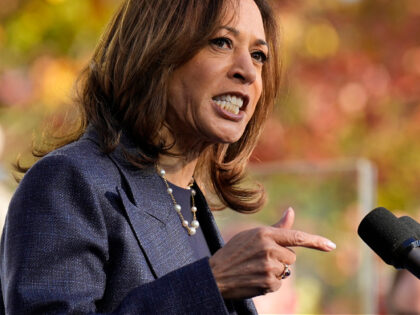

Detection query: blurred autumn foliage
xmin=0 ymin=0 xmax=118 ymax=184
xmin=251 ymin=0 xmax=420 ymax=213
xmin=0 ymin=0 xmax=419 ymax=211
xmin=0 ymin=0 xmax=420 ymax=313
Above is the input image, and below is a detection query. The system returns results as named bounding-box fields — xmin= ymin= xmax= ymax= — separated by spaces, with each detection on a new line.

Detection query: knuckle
xmin=293 ymin=230 xmax=306 ymax=246
xmin=259 ymin=241 xmax=271 ymax=252
xmin=259 ymin=243 xmax=277 ymax=259
xmin=261 ymin=260 xmax=274 ymax=275
xmin=267 ymin=245 xmax=278 ymax=257
xmin=318 ymin=237 xmax=327 ymax=248
xmin=255 ymin=227 xmax=270 ymax=240
xmin=259 ymin=246 xmax=278 ymax=264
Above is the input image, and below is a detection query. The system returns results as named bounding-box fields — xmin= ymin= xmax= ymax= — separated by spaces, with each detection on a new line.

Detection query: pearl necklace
xmin=157 ymin=166 xmax=200 ymax=236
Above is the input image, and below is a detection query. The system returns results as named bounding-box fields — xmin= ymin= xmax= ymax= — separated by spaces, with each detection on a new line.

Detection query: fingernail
xmin=325 ymin=240 xmax=336 ymax=250
xmin=281 ymin=207 xmax=292 ymax=219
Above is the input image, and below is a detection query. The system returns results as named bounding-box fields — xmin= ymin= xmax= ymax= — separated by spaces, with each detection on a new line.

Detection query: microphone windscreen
xmin=358 ymin=207 xmax=415 ymax=265
xmin=399 ymin=216 xmax=420 ymax=239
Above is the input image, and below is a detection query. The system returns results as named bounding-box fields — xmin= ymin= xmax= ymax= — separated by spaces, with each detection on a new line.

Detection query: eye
xmin=251 ymin=51 xmax=268 ymax=64
xmin=210 ymin=37 xmax=233 ymax=50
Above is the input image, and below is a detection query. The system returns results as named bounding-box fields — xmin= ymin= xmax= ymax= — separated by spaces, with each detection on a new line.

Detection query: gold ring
xmin=277 ymin=263 xmax=291 ymax=280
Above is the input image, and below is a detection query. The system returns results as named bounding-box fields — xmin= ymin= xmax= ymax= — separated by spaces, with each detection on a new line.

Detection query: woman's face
xmin=167 ymin=0 xmax=267 ymax=145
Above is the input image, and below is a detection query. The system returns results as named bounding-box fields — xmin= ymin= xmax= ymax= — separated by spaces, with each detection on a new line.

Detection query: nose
xmin=228 ymin=50 xmax=257 ymax=85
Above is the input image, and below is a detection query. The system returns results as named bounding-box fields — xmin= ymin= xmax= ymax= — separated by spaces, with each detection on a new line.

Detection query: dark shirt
xmin=168 ymin=181 xmax=212 ymax=260
xmin=168 ymin=182 xmax=238 ymax=315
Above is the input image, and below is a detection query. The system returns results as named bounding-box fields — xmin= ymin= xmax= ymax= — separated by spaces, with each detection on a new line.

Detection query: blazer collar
xmin=82 ymin=126 xmax=169 ymax=222
xmin=82 ymin=127 xmax=198 ymax=277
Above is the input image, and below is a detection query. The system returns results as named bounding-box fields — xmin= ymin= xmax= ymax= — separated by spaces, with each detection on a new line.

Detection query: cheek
xmin=167 ymin=81 xmax=189 ymax=123
xmin=250 ymin=78 xmax=264 ymax=114
xmin=256 ymin=74 xmax=264 ymax=98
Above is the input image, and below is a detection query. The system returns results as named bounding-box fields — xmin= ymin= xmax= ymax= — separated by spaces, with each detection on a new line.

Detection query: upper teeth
xmin=213 ymin=94 xmax=244 ymax=115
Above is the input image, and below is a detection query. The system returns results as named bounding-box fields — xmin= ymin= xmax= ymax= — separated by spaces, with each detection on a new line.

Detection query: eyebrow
xmin=221 ymin=26 xmax=268 ymax=48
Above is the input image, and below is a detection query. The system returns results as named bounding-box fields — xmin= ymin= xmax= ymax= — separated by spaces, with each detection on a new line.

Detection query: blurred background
xmin=1 ymin=0 xmax=420 ymax=314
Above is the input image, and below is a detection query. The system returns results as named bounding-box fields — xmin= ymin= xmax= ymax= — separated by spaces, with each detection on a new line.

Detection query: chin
xmin=212 ymin=132 xmax=244 ymax=144
xmin=201 ymin=122 xmax=247 ymax=144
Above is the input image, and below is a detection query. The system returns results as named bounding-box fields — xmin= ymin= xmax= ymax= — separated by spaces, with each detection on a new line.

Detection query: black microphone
xmin=357 ymin=207 xmax=420 ymax=279
xmin=399 ymin=215 xmax=420 ymax=239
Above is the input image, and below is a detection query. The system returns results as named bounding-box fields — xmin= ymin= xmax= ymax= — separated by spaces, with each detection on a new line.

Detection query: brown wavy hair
xmin=21 ymin=0 xmax=281 ymax=213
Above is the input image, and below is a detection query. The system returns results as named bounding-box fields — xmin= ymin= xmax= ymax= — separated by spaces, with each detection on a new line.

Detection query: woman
xmin=0 ymin=0 xmax=336 ymax=314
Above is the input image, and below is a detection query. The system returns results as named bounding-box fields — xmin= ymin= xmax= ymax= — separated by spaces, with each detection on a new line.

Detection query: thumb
xmin=272 ymin=207 xmax=295 ymax=229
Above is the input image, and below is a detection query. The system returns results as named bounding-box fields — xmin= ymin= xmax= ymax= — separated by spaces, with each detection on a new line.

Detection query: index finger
xmin=271 ymin=228 xmax=336 ymax=252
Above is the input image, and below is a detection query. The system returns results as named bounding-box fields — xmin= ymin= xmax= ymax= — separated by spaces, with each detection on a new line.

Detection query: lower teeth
xmin=214 ymin=101 xmax=239 ymax=115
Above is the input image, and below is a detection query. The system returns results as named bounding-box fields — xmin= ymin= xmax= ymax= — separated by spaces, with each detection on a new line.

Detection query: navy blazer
xmin=0 ymin=128 xmax=257 ymax=314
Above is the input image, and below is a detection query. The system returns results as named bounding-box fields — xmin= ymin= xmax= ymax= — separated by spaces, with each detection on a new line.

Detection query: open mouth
xmin=212 ymin=93 xmax=249 ymax=115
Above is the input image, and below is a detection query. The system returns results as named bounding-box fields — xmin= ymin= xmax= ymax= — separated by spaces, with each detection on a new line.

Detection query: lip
xmin=211 ymin=91 xmax=250 ymax=122
xmin=211 ymin=100 xmax=244 ymax=122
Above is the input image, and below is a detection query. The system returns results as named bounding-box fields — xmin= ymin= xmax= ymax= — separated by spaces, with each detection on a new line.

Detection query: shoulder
xmin=7 ymin=136 xmax=125 ymax=229
xmin=9 ymin=137 xmax=124 ymax=218
xmin=47 ymin=136 xmax=110 ymax=171
xmin=23 ymin=136 xmax=118 ymax=187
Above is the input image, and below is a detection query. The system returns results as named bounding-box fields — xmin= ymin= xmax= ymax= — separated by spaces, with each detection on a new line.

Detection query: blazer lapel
xmin=116 ymin=181 xmax=197 ymax=278
xmin=193 ymin=183 xmax=225 ymax=254
xmin=103 ymin=144 xmax=196 ymax=278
